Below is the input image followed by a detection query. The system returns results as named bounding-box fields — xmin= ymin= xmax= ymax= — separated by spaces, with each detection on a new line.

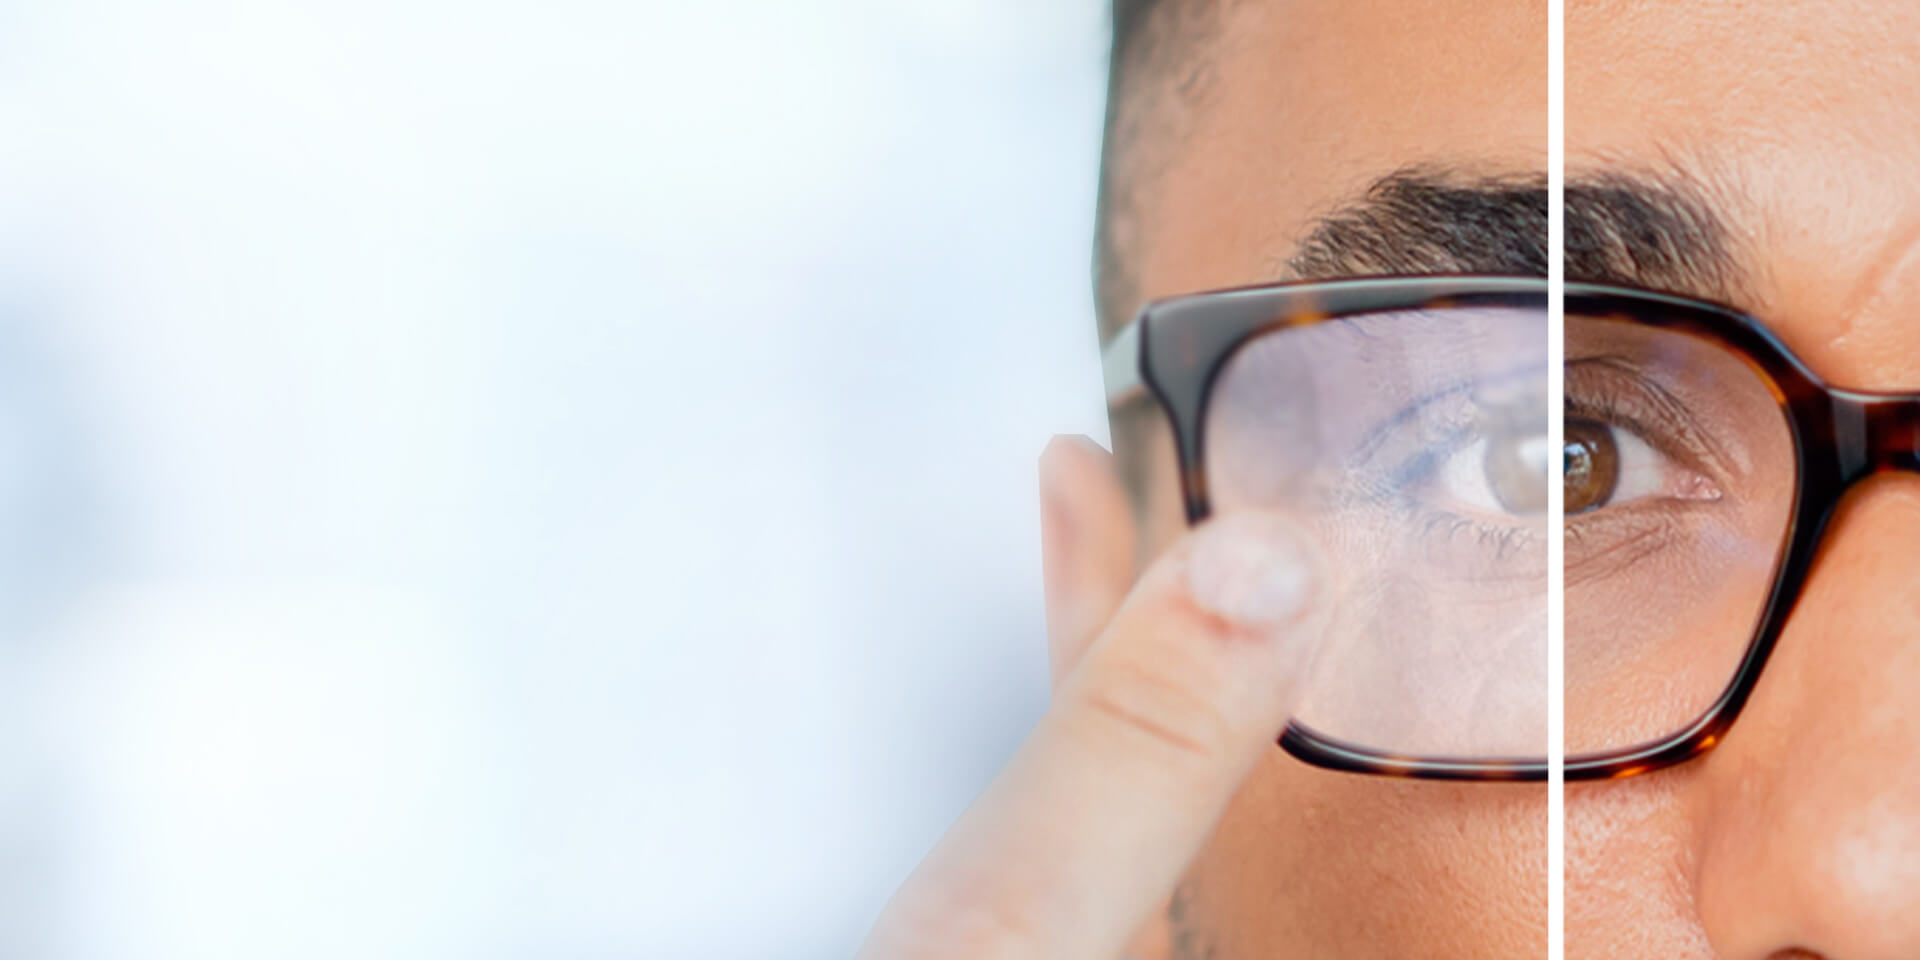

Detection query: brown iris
xmin=1565 ymin=418 xmax=1620 ymax=513
xmin=1484 ymin=426 xmax=1548 ymax=513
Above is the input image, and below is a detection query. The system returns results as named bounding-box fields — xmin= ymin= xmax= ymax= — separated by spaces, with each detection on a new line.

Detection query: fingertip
xmin=1181 ymin=512 xmax=1321 ymax=632
xmin=1039 ymin=433 xmax=1111 ymax=482
xmin=1038 ymin=435 xmax=1099 ymax=532
xmin=1094 ymin=511 xmax=1328 ymax=725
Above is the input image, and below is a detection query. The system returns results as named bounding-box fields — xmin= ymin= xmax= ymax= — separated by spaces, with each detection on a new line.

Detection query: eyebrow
xmin=1285 ymin=169 xmax=1547 ymax=279
xmin=1283 ymin=167 xmax=1749 ymax=305
xmin=1564 ymin=170 xmax=1749 ymax=306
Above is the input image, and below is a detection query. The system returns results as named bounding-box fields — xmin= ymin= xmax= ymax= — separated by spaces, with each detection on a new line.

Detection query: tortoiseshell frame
xmin=1104 ymin=276 xmax=1551 ymax=780
xmin=1101 ymin=275 xmax=1920 ymax=782
xmin=1564 ymin=282 xmax=1920 ymax=780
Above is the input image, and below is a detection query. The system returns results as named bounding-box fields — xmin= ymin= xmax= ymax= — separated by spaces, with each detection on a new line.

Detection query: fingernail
xmin=1184 ymin=514 xmax=1315 ymax=629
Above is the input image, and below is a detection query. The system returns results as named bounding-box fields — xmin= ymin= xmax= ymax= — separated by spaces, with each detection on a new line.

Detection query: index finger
xmin=860 ymin=512 xmax=1327 ymax=960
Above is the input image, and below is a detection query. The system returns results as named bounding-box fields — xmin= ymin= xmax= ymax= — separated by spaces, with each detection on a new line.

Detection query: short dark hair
xmin=1095 ymin=0 xmax=1220 ymax=340
xmin=1109 ymin=0 xmax=1165 ymax=74
xmin=1094 ymin=0 xmax=1157 ymax=325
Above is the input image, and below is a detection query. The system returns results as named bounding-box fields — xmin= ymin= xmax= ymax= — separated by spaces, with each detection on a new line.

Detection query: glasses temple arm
xmin=1102 ymin=320 xmax=1145 ymax=408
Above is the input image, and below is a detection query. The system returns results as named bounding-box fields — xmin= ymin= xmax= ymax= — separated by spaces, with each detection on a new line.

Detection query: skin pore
xmin=1079 ymin=0 xmax=1920 ymax=957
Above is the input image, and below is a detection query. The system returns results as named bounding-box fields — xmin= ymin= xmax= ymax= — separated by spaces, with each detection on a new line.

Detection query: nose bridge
xmin=1833 ymin=392 xmax=1920 ymax=478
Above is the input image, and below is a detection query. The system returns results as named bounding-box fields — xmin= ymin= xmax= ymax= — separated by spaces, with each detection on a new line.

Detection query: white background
xmin=0 ymin=2 xmax=1110 ymax=956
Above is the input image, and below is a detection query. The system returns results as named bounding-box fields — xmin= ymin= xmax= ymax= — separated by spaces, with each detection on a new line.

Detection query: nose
xmin=1694 ymin=474 xmax=1920 ymax=960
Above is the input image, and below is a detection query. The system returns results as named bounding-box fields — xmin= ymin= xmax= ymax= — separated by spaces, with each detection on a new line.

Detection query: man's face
xmin=1568 ymin=1 xmax=1920 ymax=956
xmin=1107 ymin=0 xmax=1920 ymax=956
xmin=1108 ymin=2 xmax=1547 ymax=957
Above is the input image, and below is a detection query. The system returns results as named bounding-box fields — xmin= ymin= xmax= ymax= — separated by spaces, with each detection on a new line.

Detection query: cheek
xmin=1568 ymin=570 xmax=1775 ymax=757
xmin=1180 ymin=752 xmax=1546 ymax=958
xmin=1567 ymin=774 xmax=1712 ymax=958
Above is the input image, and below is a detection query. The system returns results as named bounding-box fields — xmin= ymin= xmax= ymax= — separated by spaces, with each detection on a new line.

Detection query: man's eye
xmin=1565 ymin=416 xmax=1702 ymax=513
xmin=1430 ymin=424 xmax=1551 ymax=516
xmin=1422 ymin=416 xmax=1711 ymax=519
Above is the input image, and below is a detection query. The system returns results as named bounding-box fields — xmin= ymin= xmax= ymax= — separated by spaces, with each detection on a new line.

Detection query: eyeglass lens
xmin=1200 ymin=305 xmax=1796 ymax=762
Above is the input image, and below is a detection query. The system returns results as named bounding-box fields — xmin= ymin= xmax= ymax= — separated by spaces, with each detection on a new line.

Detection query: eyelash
xmin=1564 ymin=358 xmax=1725 ymax=479
xmin=1342 ymin=353 xmax=1728 ymax=573
xmin=1385 ymin=387 xmax=1690 ymax=554
xmin=1406 ymin=502 xmax=1540 ymax=561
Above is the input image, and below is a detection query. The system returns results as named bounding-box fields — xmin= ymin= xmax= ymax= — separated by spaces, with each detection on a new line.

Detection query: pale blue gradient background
xmin=0 ymin=2 xmax=1110 ymax=956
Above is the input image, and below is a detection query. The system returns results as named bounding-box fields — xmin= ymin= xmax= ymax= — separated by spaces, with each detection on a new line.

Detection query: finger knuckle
xmin=1077 ymin=654 xmax=1234 ymax=764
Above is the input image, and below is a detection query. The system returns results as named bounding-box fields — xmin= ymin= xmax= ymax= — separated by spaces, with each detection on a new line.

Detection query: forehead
xmin=1569 ymin=1 xmax=1920 ymax=386
xmin=1124 ymin=0 xmax=1545 ymax=309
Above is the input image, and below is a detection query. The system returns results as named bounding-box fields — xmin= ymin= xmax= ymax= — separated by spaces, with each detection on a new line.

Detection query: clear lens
xmin=1563 ymin=315 xmax=1795 ymax=758
xmin=1205 ymin=306 xmax=1548 ymax=762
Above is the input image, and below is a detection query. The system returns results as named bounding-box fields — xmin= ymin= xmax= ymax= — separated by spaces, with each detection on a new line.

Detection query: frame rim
xmin=1561 ymin=283 xmax=1920 ymax=779
xmin=1113 ymin=274 xmax=1920 ymax=782
xmin=1134 ymin=274 xmax=1552 ymax=781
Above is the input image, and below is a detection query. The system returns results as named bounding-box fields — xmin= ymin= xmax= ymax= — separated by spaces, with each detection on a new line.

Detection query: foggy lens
xmin=1205 ymin=307 xmax=1548 ymax=762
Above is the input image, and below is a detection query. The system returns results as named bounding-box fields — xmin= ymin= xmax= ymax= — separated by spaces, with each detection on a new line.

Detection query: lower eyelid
xmin=1402 ymin=504 xmax=1544 ymax=572
xmin=1566 ymin=505 xmax=1694 ymax=585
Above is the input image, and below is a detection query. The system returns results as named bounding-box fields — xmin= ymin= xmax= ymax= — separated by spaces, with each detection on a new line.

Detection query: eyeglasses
xmin=1104 ymin=276 xmax=1551 ymax=779
xmin=1102 ymin=276 xmax=1920 ymax=782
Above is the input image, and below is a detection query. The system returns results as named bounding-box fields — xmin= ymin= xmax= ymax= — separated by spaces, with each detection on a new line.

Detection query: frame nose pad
xmin=1832 ymin=393 xmax=1920 ymax=479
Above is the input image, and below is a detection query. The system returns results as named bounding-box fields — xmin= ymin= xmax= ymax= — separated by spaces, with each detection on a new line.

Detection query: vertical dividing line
xmin=1546 ymin=0 xmax=1567 ymax=957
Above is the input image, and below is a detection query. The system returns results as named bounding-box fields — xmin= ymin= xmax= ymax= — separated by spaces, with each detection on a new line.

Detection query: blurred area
xmin=0 ymin=2 xmax=1108 ymax=956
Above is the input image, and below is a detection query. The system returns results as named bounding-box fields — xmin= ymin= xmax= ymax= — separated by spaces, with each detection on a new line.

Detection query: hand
xmin=859 ymin=436 xmax=1328 ymax=960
